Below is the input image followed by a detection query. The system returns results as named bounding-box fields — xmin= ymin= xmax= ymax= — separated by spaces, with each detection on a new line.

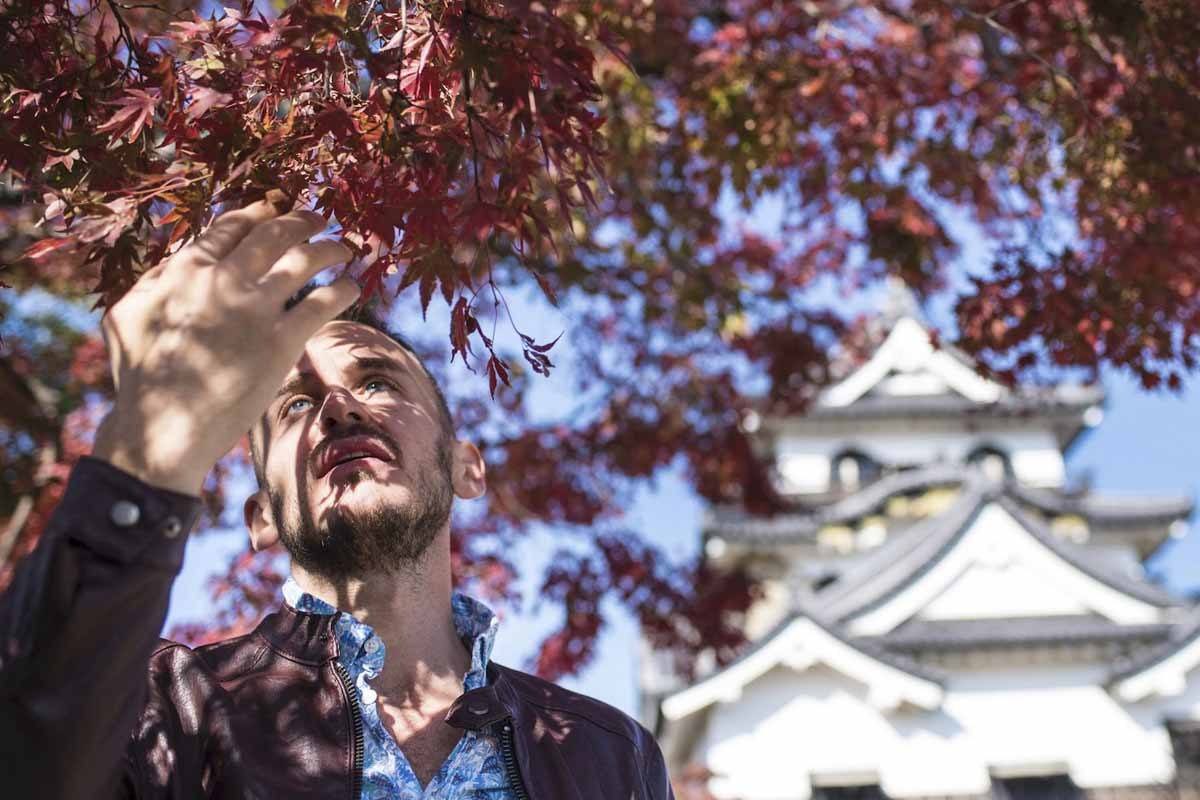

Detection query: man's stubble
xmin=269 ymin=439 xmax=454 ymax=582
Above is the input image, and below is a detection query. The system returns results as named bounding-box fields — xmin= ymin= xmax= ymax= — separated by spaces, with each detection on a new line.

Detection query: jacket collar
xmin=256 ymin=603 xmax=340 ymax=664
xmin=255 ymin=603 xmax=519 ymax=723
xmin=279 ymin=577 xmax=501 ymax=688
xmin=444 ymin=662 xmax=521 ymax=730
xmin=255 ymin=597 xmax=506 ymax=676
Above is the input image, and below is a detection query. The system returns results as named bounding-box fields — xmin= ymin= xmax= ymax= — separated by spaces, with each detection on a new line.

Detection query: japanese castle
xmin=643 ymin=289 xmax=1199 ymax=800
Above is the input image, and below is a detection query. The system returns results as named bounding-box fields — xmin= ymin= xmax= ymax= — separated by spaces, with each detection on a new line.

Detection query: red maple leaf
xmin=95 ymin=89 xmax=158 ymax=147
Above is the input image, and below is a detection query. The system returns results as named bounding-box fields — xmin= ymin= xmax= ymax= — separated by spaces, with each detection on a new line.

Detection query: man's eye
xmin=284 ymin=397 xmax=312 ymax=416
xmin=363 ymin=378 xmax=392 ymax=394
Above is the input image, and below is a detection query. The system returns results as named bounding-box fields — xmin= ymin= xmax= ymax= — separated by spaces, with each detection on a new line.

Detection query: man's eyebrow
xmin=353 ymin=356 xmax=406 ymax=377
xmin=271 ymin=372 xmax=316 ymax=408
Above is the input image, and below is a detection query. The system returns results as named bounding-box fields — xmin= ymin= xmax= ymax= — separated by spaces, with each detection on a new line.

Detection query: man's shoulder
xmin=492 ymin=662 xmax=655 ymax=750
xmin=147 ymin=627 xmax=271 ymax=682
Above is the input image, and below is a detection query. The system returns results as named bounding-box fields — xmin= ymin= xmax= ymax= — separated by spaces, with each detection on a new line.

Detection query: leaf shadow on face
xmin=260 ymin=321 xmax=450 ymax=584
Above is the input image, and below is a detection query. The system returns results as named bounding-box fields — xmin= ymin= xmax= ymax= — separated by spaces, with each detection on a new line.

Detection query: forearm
xmin=0 ymin=456 xmax=201 ymax=797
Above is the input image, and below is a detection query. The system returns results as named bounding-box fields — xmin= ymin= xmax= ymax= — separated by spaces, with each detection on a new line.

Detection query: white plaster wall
xmin=775 ymin=429 xmax=1066 ymax=495
xmin=914 ymin=559 xmax=1091 ymax=620
xmin=1144 ymin=668 xmax=1200 ymax=725
xmin=699 ymin=663 xmax=1177 ymax=800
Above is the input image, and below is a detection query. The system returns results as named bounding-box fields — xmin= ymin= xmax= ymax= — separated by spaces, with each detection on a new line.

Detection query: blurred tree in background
xmin=2 ymin=0 xmax=1198 ymax=681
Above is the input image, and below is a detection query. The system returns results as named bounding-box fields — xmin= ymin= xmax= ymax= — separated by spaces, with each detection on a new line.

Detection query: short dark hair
xmin=247 ymin=281 xmax=455 ymax=488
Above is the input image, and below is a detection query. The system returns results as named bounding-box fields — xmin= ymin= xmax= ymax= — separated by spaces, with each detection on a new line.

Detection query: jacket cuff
xmin=57 ymin=456 xmax=204 ymax=573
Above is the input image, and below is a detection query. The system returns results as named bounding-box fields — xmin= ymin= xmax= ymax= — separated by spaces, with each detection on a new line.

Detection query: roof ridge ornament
xmin=881 ymin=276 xmax=925 ymax=326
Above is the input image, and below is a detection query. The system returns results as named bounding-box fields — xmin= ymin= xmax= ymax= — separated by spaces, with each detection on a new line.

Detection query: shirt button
xmin=364 ymin=638 xmax=380 ymax=654
xmin=109 ymin=500 xmax=141 ymax=528
xmin=161 ymin=516 xmax=182 ymax=539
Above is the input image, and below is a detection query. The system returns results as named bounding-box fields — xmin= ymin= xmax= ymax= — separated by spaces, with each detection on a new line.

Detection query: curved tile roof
xmin=706 ymin=466 xmax=1192 ymax=545
xmin=867 ymin=615 xmax=1173 ymax=652
xmin=1109 ymin=606 xmax=1200 ymax=684
xmin=802 ymin=483 xmax=1182 ymax=624
xmin=704 ymin=464 xmax=966 ymax=544
xmin=1008 ymin=483 xmax=1194 ymax=526
xmin=659 ymin=607 xmax=945 ymax=721
xmin=794 ymin=389 xmax=1105 ymax=420
xmin=994 ymin=496 xmax=1182 ymax=608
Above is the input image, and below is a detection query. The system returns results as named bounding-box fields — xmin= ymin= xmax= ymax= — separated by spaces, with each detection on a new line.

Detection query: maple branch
xmin=980 ymin=0 xmax=1033 ymax=20
xmin=0 ymin=439 xmax=57 ymax=565
xmin=0 ymin=356 xmax=57 ymax=437
xmin=103 ymin=0 xmax=138 ymax=77
xmin=946 ymin=0 xmax=1101 ymax=138
xmin=0 ymin=495 xmax=35 ymax=566
xmin=0 ymin=356 xmax=61 ymax=566
xmin=461 ymin=39 xmax=484 ymax=206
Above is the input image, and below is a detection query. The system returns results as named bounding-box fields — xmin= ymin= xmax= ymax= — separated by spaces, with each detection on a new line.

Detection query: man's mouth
xmin=316 ymin=435 xmax=397 ymax=479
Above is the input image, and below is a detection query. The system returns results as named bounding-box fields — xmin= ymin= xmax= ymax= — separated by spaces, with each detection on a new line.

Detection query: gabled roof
xmin=1008 ymin=483 xmax=1194 ymax=528
xmin=866 ymin=615 xmax=1173 ymax=653
xmin=996 ymin=496 xmax=1181 ymax=608
xmin=805 ymin=481 xmax=1181 ymax=634
xmin=798 ymin=389 xmax=1106 ymax=422
xmin=1109 ymin=609 xmax=1200 ymax=701
xmin=705 ymin=463 xmax=963 ymax=544
xmin=809 ymin=315 xmax=1103 ymax=418
xmin=818 ymin=317 xmax=1007 ymax=408
xmin=659 ymin=611 xmax=944 ymax=723
xmin=705 ymin=466 xmax=1191 ymax=548
xmin=807 ymin=480 xmax=990 ymax=619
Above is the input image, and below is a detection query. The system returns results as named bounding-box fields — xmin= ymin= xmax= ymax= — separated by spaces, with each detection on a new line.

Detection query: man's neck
xmin=290 ymin=531 xmax=470 ymax=704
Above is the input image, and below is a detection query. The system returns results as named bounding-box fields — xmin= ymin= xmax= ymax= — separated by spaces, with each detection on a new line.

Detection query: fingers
xmin=188 ymin=192 xmax=293 ymax=263
xmin=224 ymin=210 xmax=328 ymax=279
xmin=260 ymin=239 xmax=353 ymax=299
xmin=282 ymin=276 xmax=362 ymax=333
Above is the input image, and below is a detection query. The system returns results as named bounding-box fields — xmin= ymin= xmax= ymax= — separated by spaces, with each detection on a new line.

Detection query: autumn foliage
xmin=3 ymin=0 xmax=1200 ymax=679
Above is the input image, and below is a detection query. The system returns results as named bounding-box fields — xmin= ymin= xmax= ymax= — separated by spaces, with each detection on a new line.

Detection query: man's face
xmin=250 ymin=321 xmax=456 ymax=580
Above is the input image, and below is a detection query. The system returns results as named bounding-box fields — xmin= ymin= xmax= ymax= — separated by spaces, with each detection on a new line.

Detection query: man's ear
xmin=244 ymin=489 xmax=280 ymax=552
xmin=451 ymin=439 xmax=487 ymax=500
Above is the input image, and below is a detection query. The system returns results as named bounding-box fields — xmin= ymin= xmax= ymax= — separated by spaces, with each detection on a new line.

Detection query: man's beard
xmin=270 ymin=441 xmax=454 ymax=581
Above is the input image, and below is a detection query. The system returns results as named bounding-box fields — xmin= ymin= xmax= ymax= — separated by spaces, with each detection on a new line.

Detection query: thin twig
xmin=950 ymin=0 xmax=1100 ymax=136
xmin=103 ymin=0 xmax=139 ymax=77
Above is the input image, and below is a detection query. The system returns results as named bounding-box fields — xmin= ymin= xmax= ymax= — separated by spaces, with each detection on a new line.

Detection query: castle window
xmin=832 ymin=451 xmax=879 ymax=492
xmin=991 ymin=775 xmax=1079 ymax=800
xmin=968 ymin=446 xmax=1011 ymax=482
xmin=812 ymin=784 xmax=889 ymax=800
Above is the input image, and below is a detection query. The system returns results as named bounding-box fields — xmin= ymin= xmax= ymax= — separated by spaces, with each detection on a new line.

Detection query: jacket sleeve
xmin=641 ymin=726 xmax=677 ymax=800
xmin=0 ymin=456 xmax=202 ymax=799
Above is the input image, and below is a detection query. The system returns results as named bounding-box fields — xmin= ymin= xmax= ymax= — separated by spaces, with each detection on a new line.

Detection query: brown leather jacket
xmin=0 ymin=457 xmax=674 ymax=799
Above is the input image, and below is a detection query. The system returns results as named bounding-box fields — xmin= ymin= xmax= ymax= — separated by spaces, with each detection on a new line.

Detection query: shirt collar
xmin=281 ymin=577 xmax=499 ymax=685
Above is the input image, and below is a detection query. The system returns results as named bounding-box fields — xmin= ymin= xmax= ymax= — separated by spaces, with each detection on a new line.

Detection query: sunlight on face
xmin=257 ymin=321 xmax=454 ymax=579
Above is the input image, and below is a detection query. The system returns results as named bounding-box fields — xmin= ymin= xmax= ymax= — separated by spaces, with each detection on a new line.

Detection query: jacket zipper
xmin=496 ymin=719 xmax=531 ymax=800
xmin=332 ymin=661 xmax=364 ymax=799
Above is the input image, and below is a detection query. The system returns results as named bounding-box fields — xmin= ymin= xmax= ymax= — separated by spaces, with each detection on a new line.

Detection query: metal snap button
xmin=364 ymin=638 xmax=380 ymax=654
xmin=110 ymin=500 xmax=141 ymax=528
xmin=161 ymin=516 xmax=182 ymax=538
xmin=469 ymin=701 xmax=489 ymax=716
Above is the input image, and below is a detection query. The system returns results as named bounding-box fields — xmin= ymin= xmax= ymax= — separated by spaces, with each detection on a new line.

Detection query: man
xmin=0 ymin=192 xmax=675 ymax=799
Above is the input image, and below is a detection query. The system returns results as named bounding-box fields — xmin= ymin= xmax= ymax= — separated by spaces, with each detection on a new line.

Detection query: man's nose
xmin=318 ymin=388 xmax=365 ymax=431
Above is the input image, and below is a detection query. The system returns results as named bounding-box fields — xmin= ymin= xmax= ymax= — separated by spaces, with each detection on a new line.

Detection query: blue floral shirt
xmin=282 ymin=578 xmax=515 ymax=799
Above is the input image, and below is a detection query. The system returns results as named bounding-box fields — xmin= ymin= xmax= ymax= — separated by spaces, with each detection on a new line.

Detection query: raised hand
xmin=91 ymin=192 xmax=361 ymax=496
